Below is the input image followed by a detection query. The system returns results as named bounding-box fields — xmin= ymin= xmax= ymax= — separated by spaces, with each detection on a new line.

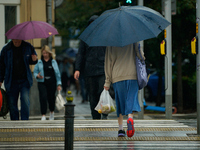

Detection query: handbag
xmin=134 ymin=43 xmax=148 ymax=90
xmin=55 ymin=91 xmax=66 ymax=111
xmin=0 ymin=88 xmax=9 ymax=119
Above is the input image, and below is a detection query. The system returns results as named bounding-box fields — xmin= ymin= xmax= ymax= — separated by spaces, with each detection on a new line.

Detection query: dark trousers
xmin=61 ymin=72 xmax=69 ymax=93
xmin=79 ymin=74 xmax=88 ymax=101
xmin=85 ymin=75 xmax=108 ymax=119
xmin=7 ymin=79 xmax=30 ymax=120
xmin=38 ymin=81 xmax=56 ymax=115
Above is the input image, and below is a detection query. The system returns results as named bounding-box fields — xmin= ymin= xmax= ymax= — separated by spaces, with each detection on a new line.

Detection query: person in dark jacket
xmin=74 ymin=15 xmax=108 ymax=119
xmin=0 ymin=39 xmax=38 ymax=120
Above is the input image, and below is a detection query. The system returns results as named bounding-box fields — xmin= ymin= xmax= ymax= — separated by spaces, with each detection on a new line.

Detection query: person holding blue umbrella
xmin=104 ymin=43 xmax=145 ymax=137
xmin=78 ymin=5 xmax=169 ymax=137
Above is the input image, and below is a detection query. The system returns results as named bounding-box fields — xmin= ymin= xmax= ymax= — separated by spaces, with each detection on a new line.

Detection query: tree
xmin=54 ymin=0 xmax=120 ymax=53
xmin=172 ymin=0 xmax=196 ymax=112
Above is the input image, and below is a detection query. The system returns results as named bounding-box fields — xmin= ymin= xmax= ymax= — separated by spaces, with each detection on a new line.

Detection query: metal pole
xmin=164 ymin=0 xmax=172 ymax=119
xmin=196 ymin=0 xmax=200 ymax=135
xmin=47 ymin=0 xmax=52 ymax=50
xmin=138 ymin=0 xmax=144 ymax=119
xmin=65 ymin=91 xmax=75 ymax=150
xmin=0 ymin=4 xmax=5 ymax=49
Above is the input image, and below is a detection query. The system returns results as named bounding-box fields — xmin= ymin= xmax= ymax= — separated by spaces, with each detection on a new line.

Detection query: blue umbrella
xmin=79 ymin=6 xmax=170 ymax=47
xmin=62 ymin=48 xmax=78 ymax=58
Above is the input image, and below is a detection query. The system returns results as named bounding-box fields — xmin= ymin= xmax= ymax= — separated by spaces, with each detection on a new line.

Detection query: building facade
xmin=0 ymin=0 xmax=56 ymax=116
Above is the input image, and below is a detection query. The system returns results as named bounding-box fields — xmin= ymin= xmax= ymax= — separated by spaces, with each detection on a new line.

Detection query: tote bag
xmin=134 ymin=44 xmax=148 ymax=90
xmin=55 ymin=91 xmax=66 ymax=111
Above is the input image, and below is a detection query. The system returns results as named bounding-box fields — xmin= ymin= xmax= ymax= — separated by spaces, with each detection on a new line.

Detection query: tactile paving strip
xmin=0 ymin=127 xmax=196 ymax=132
xmin=1 ymin=136 xmax=200 ymax=142
xmin=0 ymin=127 xmax=198 ymax=142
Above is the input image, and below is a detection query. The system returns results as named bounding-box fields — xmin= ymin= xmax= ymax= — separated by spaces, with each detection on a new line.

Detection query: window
xmin=5 ymin=6 xmax=17 ymax=43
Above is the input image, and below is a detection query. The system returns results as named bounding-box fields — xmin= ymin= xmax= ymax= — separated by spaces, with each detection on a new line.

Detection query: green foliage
xmin=173 ymin=73 xmax=196 ymax=110
xmin=55 ymin=0 xmax=120 ymax=39
xmin=54 ymin=0 xmax=121 ymax=54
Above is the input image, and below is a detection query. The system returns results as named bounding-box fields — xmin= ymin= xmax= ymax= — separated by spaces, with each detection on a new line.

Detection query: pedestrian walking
xmin=33 ymin=45 xmax=62 ymax=120
xmin=0 ymin=39 xmax=38 ymax=120
xmin=104 ymin=43 xmax=144 ymax=137
xmin=74 ymin=15 xmax=108 ymax=119
xmin=59 ymin=58 xmax=71 ymax=96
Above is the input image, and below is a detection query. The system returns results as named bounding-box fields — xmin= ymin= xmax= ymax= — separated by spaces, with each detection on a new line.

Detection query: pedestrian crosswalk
xmin=0 ymin=119 xmax=193 ymax=128
xmin=0 ymin=119 xmax=198 ymax=149
xmin=1 ymin=141 xmax=200 ymax=149
xmin=0 ymin=89 xmax=198 ymax=149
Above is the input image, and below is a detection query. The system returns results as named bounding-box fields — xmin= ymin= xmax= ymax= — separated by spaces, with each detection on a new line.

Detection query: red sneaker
xmin=127 ymin=118 xmax=135 ymax=137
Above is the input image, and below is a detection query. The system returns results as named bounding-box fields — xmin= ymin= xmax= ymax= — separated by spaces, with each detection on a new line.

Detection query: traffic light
xmin=123 ymin=0 xmax=136 ymax=6
xmin=191 ymin=37 xmax=198 ymax=55
xmin=160 ymin=40 xmax=166 ymax=55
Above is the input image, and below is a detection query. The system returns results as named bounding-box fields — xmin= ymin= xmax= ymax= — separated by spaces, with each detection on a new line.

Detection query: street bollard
xmin=64 ymin=91 xmax=75 ymax=150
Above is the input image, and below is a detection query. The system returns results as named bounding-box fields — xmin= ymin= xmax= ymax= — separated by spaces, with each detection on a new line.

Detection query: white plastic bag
xmin=55 ymin=91 xmax=66 ymax=111
xmin=95 ymin=89 xmax=116 ymax=114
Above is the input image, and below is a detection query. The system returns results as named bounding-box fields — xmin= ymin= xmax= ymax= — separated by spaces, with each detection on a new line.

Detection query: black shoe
xmin=101 ymin=114 xmax=108 ymax=120
xmin=118 ymin=130 xmax=126 ymax=137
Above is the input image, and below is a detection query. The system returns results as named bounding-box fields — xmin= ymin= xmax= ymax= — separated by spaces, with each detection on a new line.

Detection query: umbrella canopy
xmin=5 ymin=21 xmax=59 ymax=40
xmin=62 ymin=48 xmax=78 ymax=58
xmin=79 ymin=6 xmax=170 ymax=47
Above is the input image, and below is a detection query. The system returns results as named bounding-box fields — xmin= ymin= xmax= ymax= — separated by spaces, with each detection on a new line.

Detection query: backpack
xmin=0 ymin=88 xmax=9 ymax=119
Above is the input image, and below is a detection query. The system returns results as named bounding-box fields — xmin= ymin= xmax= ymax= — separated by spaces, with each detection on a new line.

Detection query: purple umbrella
xmin=5 ymin=21 xmax=59 ymax=40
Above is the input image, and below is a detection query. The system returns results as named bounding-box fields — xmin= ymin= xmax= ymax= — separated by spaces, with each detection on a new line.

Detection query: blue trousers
xmin=7 ymin=79 xmax=30 ymax=120
xmin=113 ymin=80 xmax=141 ymax=117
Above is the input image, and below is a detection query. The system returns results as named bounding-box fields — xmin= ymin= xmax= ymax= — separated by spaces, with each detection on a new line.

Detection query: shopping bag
xmin=95 ymin=89 xmax=116 ymax=114
xmin=55 ymin=91 xmax=66 ymax=111
xmin=135 ymin=43 xmax=148 ymax=90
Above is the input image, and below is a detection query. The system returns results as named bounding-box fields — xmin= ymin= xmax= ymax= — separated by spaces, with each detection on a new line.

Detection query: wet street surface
xmin=0 ymin=90 xmax=199 ymax=150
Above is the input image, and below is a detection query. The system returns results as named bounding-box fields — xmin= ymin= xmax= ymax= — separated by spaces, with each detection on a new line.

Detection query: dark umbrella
xmin=79 ymin=6 xmax=170 ymax=47
xmin=62 ymin=48 xmax=78 ymax=58
xmin=5 ymin=21 xmax=59 ymax=40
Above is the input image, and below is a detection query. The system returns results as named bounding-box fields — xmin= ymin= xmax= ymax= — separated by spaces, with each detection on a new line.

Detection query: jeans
xmin=7 ymin=79 xmax=30 ymax=120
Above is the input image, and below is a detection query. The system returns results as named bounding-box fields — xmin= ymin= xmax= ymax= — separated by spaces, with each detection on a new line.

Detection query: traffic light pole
xmin=164 ymin=0 xmax=172 ymax=119
xmin=196 ymin=0 xmax=200 ymax=135
xmin=138 ymin=0 xmax=144 ymax=119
